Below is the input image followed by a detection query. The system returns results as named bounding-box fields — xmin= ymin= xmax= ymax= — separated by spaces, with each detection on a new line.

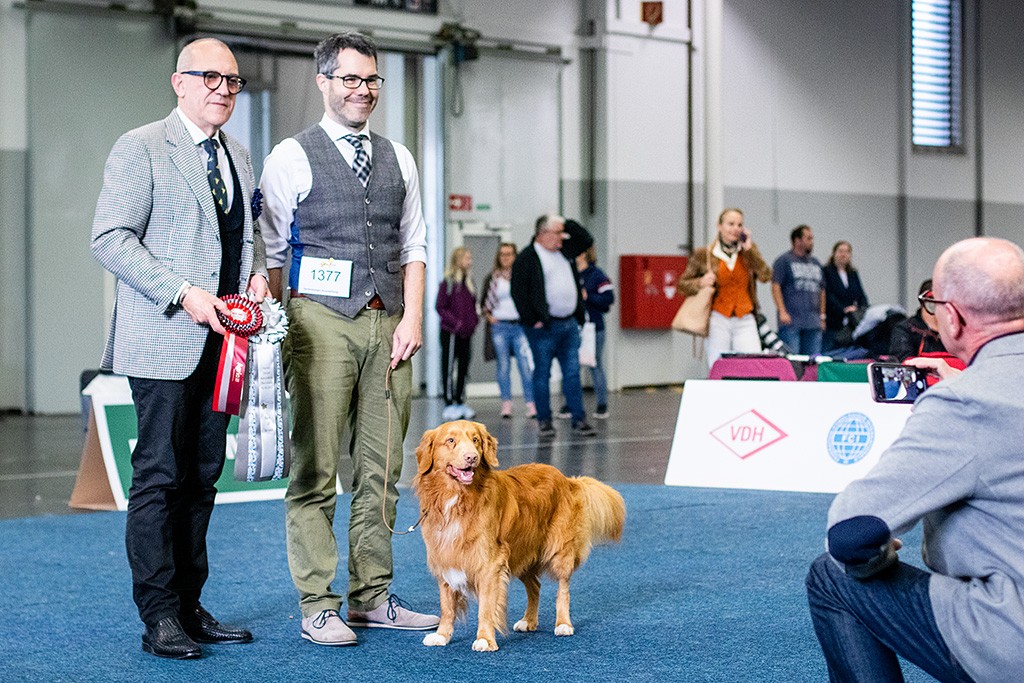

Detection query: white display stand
xmin=666 ymin=380 xmax=912 ymax=494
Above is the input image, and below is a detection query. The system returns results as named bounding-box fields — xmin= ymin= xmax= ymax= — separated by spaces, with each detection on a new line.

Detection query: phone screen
xmin=869 ymin=363 xmax=927 ymax=404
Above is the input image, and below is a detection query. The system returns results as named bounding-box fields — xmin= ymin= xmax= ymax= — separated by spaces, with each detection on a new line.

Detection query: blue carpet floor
xmin=0 ymin=484 xmax=931 ymax=682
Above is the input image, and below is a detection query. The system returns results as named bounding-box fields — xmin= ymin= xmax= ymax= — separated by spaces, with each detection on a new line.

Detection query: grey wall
xmin=25 ymin=10 xmax=174 ymax=412
xmin=0 ymin=149 xmax=26 ymax=408
xmin=7 ymin=0 xmax=1024 ymax=410
xmin=721 ymin=0 xmax=1024 ymax=329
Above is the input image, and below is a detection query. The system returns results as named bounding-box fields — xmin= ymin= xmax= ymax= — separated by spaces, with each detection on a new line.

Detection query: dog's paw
xmin=423 ymin=633 xmax=449 ymax=647
xmin=472 ymin=638 xmax=498 ymax=652
xmin=513 ymin=619 xmax=537 ymax=632
xmin=554 ymin=623 xmax=574 ymax=636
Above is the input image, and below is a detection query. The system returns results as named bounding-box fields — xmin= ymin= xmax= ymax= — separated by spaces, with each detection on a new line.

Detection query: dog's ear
xmin=477 ymin=423 xmax=499 ymax=469
xmin=415 ymin=428 xmax=437 ymax=475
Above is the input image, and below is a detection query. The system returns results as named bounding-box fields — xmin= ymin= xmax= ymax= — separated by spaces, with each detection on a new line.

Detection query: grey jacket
xmin=91 ymin=110 xmax=268 ymax=380
xmin=828 ymin=332 xmax=1024 ymax=682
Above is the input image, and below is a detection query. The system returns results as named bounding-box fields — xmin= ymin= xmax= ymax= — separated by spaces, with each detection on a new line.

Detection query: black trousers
xmin=440 ymin=330 xmax=472 ymax=404
xmin=126 ymin=333 xmax=229 ymax=626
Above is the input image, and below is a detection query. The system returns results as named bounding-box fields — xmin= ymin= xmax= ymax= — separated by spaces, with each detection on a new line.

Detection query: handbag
xmin=483 ymin=319 xmax=496 ymax=362
xmin=579 ymin=317 xmax=597 ymax=367
xmin=671 ymin=246 xmax=714 ymax=337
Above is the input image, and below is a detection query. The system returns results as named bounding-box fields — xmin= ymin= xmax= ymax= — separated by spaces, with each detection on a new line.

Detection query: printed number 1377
xmin=312 ymin=269 xmax=341 ymax=282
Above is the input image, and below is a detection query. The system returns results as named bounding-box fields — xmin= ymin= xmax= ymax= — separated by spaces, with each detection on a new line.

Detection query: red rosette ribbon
xmin=217 ymin=294 xmax=263 ymax=336
xmin=212 ymin=295 xmax=264 ymax=415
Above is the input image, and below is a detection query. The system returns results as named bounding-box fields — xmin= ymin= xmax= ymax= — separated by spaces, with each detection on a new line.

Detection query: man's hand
xmin=182 ymin=286 xmax=228 ymax=335
xmin=905 ymin=356 xmax=962 ymax=382
xmin=391 ymin=314 xmax=422 ymax=369
xmin=247 ymin=273 xmax=269 ymax=302
xmin=699 ymin=272 xmax=717 ymax=288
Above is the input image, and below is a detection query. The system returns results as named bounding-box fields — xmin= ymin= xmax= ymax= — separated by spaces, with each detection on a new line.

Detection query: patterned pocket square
xmin=251 ymin=188 xmax=264 ymax=221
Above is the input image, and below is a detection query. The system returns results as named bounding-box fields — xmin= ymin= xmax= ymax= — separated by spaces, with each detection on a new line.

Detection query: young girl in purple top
xmin=435 ymin=246 xmax=479 ymax=420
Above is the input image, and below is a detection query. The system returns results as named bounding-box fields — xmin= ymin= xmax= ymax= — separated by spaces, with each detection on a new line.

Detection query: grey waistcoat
xmin=291 ymin=124 xmax=407 ymax=318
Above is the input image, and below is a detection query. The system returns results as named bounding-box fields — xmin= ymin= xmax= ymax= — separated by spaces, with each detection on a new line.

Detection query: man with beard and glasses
xmin=259 ymin=31 xmax=435 ymax=647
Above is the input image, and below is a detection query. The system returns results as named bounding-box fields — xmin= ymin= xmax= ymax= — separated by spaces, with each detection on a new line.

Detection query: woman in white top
xmin=480 ymin=243 xmax=536 ymax=418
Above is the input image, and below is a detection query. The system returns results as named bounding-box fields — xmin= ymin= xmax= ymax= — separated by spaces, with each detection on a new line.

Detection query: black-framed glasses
xmin=919 ymin=290 xmax=966 ymax=325
xmin=179 ymin=70 xmax=247 ymax=94
xmin=917 ymin=290 xmax=949 ymax=315
xmin=322 ymin=73 xmax=384 ymax=90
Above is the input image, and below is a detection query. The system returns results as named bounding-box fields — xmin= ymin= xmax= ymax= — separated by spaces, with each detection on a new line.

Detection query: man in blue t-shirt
xmin=771 ymin=224 xmax=825 ymax=356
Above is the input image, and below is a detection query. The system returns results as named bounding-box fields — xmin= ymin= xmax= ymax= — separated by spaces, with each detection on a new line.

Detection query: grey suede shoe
xmin=301 ymin=609 xmax=357 ymax=646
xmin=347 ymin=595 xmax=440 ymax=631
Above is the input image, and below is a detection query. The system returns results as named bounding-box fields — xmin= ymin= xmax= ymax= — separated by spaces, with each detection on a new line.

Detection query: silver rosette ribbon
xmin=235 ymin=298 xmax=291 ymax=482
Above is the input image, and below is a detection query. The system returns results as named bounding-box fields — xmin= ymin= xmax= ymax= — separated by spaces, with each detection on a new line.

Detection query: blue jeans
xmin=491 ymin=320 xmax=533 ymax=403
xmin=524 ymin=318 xmax=584 ymax=423
xmin=806 ymin=554 xmax=974 ymax=683
xmin=585 ymin=328 xmax=608 ymax=407
xmin=778 ymin=325 xmax=823 ymax=356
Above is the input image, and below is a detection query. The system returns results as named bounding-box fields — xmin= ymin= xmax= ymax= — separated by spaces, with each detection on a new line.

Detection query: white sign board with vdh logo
xmin=666 ymin=380 xmax=913 ymax=493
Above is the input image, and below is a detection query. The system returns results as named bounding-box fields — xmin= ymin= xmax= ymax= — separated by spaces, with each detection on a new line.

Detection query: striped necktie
xmin=201 ymin=138 xmax=229 ymax=212
xmin=343 ymin=134 xmax=371 ymax=187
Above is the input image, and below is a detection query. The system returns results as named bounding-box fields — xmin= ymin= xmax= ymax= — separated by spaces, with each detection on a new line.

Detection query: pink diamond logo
xmin=709 ymin=409 xmax=788 ymax=459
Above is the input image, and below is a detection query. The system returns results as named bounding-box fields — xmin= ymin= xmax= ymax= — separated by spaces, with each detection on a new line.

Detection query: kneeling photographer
xmin=806 ymin=237 xmax=1024 ymax=683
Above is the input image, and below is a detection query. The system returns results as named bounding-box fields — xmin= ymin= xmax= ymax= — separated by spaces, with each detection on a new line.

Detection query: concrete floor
xmin=0 ymin=387 xmax=682 ymax=520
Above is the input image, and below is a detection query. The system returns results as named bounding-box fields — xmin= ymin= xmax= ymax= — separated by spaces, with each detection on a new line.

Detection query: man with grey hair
xmin=92 ymin=37 xmax=267 ymax=658
xmin=806 ymin=237 xmax=1024 ymax=681
xmin=510 ymin=214 xmax=597 ymax=438
xmin=259 ymin=31 xmax=434 ymax=646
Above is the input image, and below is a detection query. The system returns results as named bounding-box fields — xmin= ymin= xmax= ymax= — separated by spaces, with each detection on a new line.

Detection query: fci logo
xmin=709 ymin=409 xmax=788 ymax=459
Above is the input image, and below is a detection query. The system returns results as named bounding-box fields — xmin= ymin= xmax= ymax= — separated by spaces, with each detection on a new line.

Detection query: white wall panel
xmin=723 ymin=0 xmax=900 ymax=195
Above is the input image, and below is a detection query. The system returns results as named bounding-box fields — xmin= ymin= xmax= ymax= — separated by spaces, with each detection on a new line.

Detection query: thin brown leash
xmin=381 ymin=364 xmax=427 ymax=535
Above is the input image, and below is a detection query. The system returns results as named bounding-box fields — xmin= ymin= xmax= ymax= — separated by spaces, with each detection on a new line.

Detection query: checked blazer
xmin=91 ymin=110 xmax=268 ymax=380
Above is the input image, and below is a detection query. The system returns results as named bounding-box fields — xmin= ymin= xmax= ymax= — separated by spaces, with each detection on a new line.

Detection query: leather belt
xmin=289 ymin=290 xmax=385 ymax=310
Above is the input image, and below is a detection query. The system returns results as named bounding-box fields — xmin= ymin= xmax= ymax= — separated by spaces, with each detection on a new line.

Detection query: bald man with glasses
xmin=807 ymin=237 xmax=1024 ymax=682
xmin=92 ymin=38 xmax=268 ymax=659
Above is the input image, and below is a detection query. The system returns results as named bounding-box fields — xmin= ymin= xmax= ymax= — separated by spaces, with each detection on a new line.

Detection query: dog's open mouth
xmin=446 ymin=464 xmax=475 ymax=485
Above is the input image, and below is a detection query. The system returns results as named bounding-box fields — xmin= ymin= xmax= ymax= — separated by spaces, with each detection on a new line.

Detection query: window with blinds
xmin=911 ymin=0 xmax=963 ymax=151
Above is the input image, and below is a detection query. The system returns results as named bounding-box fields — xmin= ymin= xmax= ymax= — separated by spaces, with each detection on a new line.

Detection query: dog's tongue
xmin=447 ymin=464 xmax=475 ymax=485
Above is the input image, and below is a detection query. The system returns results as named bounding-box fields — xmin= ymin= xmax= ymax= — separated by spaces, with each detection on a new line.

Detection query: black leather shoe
xmin=182 ymin=605 xmax=253 ymax=644
xmin=142 ymin=617 xmax=202 ymax=659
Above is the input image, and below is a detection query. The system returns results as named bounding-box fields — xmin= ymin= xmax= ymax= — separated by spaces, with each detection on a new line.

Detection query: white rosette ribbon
xmin=235 ymin=298 xmax=291 ymax=482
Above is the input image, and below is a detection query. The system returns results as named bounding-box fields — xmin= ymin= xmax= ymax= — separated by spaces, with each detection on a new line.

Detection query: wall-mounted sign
xmin=641 ymin=1 xmax=664 ymax=27
xmin=448 ymin=194 xmax=472 ymax=211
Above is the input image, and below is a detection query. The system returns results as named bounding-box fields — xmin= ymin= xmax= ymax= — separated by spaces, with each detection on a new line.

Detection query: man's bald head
xmin=176 ymin=38 xmax=233 ymax=72
xmin=936 ymin=237 xmax=1024 ymax=323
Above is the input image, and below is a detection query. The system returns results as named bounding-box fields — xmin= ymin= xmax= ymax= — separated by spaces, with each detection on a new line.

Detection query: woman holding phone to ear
xmin=678 ymin=208 xmax=772 ymax=369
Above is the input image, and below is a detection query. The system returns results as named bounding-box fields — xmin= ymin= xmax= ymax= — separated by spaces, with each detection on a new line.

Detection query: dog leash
xmin=381 ymin=364 xmax=426 ymax=535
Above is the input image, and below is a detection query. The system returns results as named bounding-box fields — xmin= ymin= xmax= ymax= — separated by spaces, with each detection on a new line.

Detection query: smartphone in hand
xmin=868 ymin=362 xmax=928 ymax=404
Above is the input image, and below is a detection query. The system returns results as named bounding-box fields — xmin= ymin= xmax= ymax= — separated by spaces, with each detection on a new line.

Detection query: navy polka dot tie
xmin=343 ymin=134 xmax=372 ymax=187
xmin=201 ymin=138 xmax=228 ymax=212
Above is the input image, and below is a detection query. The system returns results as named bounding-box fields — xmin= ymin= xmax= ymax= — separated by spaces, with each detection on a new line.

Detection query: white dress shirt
xmin=259 ymin=113 xmax=428 ymax=270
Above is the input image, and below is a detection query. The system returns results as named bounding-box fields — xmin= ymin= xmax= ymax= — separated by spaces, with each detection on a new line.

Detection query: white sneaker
xmin=441 ymin=404 xmax=462 ymax=421
xmin=301 ymin=609 xmax=357 ymax=646
xmin=459 ymin=403 xmax=476 ymax=419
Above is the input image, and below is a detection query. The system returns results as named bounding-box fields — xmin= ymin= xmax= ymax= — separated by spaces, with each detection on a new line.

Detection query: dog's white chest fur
xmin=442 ymin=568 xmax=469 ymax=594
xmin=431 ymin=494 xmax=463 ymax=549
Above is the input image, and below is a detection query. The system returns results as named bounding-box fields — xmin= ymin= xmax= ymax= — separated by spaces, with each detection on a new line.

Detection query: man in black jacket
xmin=510 ymin=214 xmax=597 ymax=438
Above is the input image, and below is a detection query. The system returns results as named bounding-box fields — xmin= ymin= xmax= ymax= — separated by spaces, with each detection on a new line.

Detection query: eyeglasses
xmin=917 ymin=290 xmax=949 ymax=315
xmin=179 ymin=70 xmax=247 ymax=94
xmin=919 ymin=290 xmax=967 ymax=326
xmin=322 ymin=73 xmax=385 ymax=90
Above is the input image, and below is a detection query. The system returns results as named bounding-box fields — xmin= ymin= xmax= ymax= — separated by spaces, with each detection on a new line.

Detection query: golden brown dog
xmin=413 ymin=420 xmax=625 ymax=651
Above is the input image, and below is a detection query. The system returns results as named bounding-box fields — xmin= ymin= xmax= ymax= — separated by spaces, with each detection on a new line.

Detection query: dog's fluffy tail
xmin=576 ymin=477 xmax=625 ymax=544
